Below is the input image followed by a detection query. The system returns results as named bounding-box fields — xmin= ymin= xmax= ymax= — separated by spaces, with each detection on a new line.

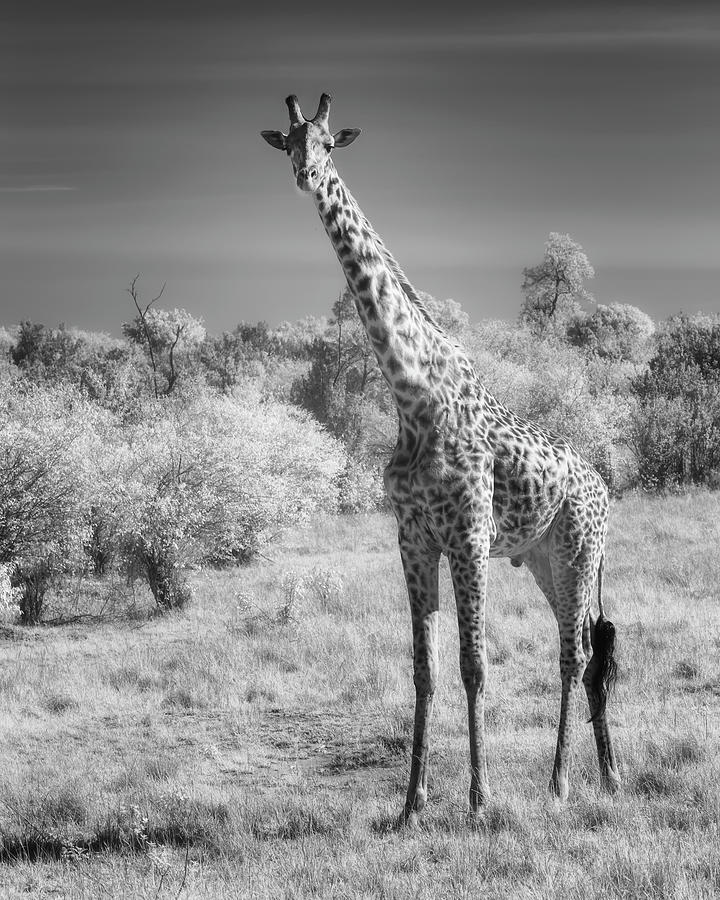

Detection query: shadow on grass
xmin=369 ymin=799 xmax=530 ymax=838
xmin=322 ymin=717 xmax=410 ymax=775
xmin=0 ymin=824 xmax=189 ymax=864
xmin=324 ymin=740 xmax=403 ymax=774
xmin=0 ymin=794 xmax=230 ymax=864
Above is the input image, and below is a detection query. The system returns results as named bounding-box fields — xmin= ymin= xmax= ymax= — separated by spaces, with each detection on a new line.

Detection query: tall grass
xmin=0 ymin=492 xmax=718 ymax=897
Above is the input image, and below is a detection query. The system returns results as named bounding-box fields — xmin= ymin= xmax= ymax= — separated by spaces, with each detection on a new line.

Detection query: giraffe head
xmin=261 ymin=93 xmax=360 ymax=192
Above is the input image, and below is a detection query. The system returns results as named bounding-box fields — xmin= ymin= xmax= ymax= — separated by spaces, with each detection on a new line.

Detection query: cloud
xmin=337 ymin=25 xmax=720 ymax=54
xmin=0 ymin=185 xmax=76 ymax=193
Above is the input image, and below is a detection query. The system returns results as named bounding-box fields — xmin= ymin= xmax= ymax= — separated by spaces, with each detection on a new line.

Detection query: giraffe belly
xmin=488 ymin=506 xmax=558 ymax=558
xmin=488 ymin=457 xmax=567 ymax=558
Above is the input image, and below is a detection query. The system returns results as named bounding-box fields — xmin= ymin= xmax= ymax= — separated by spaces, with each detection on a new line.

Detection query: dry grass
xmin=0 ymin=491 xmax=719 ymax=898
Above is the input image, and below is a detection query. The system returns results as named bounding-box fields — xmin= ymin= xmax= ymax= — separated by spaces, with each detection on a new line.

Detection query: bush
xmin=9 ymin=321 xmax=151 ymax=412
xmin=0 ymin=381 xmax=108 ymax=622
xmin=116 ymin=391 xmax=346 ymax=609
xmin=0 ymin=373 xmax=348 ymax=619
xmin=567 ymin=302 xmax=655 ymax=364
xmin=336 ymin=458 xmax=386 ymax=513
xmin=629 ymin=314 xmax=720 ymax=487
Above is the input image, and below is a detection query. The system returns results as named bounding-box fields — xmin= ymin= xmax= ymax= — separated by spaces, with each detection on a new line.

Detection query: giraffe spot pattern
xmin=264 ymin=103 xmax=620 ymax=816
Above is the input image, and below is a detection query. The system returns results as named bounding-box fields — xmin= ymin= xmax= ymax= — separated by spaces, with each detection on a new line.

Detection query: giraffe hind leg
xmin=525 ymin=547 xmax=593 ymax=802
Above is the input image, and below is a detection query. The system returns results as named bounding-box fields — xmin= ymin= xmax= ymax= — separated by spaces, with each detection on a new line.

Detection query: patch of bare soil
xmin=190 ymin=706 xmax=409 ymax=796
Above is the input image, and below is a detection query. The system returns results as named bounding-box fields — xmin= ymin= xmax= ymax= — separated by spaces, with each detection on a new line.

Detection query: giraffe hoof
xmin=466 ymin=808 xmax=486 ymax=830
xmin=549 ymin=775 xmax=569 ymax=803
xmin=401 ymin=809 xmax=421 ymax=830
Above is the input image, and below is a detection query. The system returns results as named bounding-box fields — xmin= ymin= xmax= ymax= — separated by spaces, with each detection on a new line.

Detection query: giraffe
xmin=261 ymin=93 xmax=620 ymax=824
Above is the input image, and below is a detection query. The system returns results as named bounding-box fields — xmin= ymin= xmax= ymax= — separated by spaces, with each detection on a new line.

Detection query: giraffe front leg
xmin=399 ymin=534 xmax=440 ymax=826
xmin=550 ymin=635 xmax=585 ymax=801
xmin=448 ymin=534 xmax=492 ymax=816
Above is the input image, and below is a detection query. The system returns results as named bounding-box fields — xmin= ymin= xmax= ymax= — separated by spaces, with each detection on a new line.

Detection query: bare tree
xmin=126 ymin=275 xmax=166 ymax=399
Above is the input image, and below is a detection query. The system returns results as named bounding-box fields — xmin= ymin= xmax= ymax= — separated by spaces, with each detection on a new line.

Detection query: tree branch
xmin=127 ymin=275 xmax=166 ymax=400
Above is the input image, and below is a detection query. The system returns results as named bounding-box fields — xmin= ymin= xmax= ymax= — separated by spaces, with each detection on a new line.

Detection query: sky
xmin=2 ymin=1 xmax=719 ymax=335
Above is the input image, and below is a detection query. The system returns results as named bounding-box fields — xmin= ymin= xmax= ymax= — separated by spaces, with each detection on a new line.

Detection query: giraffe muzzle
xmin=296 ymin=167 xmax=319 ymax=191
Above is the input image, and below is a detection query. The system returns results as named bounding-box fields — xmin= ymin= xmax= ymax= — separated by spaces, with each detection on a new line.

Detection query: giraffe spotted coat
xmin=262 ymin=93 xmax=620 ymax=823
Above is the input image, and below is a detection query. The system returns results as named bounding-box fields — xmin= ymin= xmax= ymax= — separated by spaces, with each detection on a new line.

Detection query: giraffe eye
xmin=324 ymin=142 xmax=333 ymax=152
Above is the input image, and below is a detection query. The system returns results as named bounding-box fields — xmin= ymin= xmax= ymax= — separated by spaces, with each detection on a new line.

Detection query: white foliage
xmin=0 ymin=381 xmax=108 ymax=572
xmin=0 ymin=564 xmax=21 ymax=622
xmin=116 ymin=391 xmax=346 ymax=569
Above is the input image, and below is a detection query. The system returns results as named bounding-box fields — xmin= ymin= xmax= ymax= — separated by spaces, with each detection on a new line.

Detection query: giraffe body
xmin=262 ymin=94 xmax=620 ymax=820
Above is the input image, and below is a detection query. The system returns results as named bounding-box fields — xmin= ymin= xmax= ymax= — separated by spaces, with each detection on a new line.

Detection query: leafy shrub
xmin=0 ymin=381 xmax=108 ymax=622
xmin=122 ymin=292 xmax=206 ymax=398
xmin=336 ymin=458 xmax=386 ymax=513
xmin=0 ymin=375 xmax=348 ymax=618
xmin=116 ymin=391 xmax=346 ymax=609
xmin=567 ymin=302 xmax=655 ymax=364
xmin=305 ymin=565 xmax=343 ymax=611
xmin=629 ymin=314 xmax=720 ymax=487
xmin=9 ymin=321 xmax=150 ymax=412
xmin=278 ymin=571 xmax=307 ymax=625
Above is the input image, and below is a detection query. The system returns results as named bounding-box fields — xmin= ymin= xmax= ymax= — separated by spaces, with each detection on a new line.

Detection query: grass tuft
xmin=633 ymin=767 xmax=684 ymax=798
xmin=673 ymin=659 xmax=700 ymax=680
xmin=42 ymin=691 xmax=79 ymax=713
xmin=480 ymin=800 xmax=529 ymax=835
xmin=249 ymin=800 xmax=348 ymax=842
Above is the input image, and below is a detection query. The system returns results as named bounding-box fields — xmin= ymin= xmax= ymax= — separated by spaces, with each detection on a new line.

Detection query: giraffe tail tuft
xmin=588 ymin=556 xmax=617 ymax=722
xmin=589 ymin=614 xmax=618 ymax=722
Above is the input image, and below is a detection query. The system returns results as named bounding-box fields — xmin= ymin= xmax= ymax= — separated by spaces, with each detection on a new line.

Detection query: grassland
xmin=0 ymin=491 xmax=719 ymax=898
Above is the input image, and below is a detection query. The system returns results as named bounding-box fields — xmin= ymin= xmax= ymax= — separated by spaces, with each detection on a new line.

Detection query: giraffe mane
xmin=325 ymin=161 xmax=466 ymax=353
xmin=355 ymin=215 xmax=460 ymax=345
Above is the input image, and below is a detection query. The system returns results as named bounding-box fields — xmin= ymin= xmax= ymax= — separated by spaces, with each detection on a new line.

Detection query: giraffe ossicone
xmin=261 ymin=93 xmax=621 ymax=821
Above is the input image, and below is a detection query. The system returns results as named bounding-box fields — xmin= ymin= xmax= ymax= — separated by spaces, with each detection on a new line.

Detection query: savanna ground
xmin=0 ymin=493 xmax=719 ymax=899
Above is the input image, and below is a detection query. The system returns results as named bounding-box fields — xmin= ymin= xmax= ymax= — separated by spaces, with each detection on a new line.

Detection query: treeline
xmin=2 ymin=232 xmax=719 ymax=622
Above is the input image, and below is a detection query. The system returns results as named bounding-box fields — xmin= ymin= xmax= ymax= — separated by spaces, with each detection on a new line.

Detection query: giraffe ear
xmin=261 ymin=130 xmax=287 ymax=151
xmin=333 ymin=128 xmax=361 ymax=148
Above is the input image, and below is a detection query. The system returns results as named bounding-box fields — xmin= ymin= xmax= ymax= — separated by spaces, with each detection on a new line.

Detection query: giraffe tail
xmin=588 ymin=555 xmax=618 ymax=723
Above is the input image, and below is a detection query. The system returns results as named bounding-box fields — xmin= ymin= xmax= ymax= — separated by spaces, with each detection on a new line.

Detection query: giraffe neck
xmin=313 ymin=162 xmax=475 ymax=425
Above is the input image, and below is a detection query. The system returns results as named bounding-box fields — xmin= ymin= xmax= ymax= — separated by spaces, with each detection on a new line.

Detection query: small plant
xmin=60 ymin=839 xmax=89 ymax=863
xmin=277 ymin=570 xmax=308 ymax=625
xmin=306 ymin=565 xmax=343 ymax=611
xmin=226 ymin=591 xmax=274 ymax=636
xmin=129 ymin=804 xmax=151 ymax=849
